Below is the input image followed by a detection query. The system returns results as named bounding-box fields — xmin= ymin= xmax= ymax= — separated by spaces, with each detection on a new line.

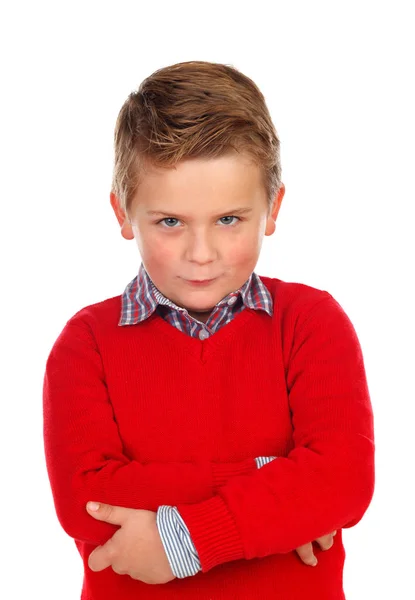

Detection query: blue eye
xmin=157 ymin=216 xmax=241 ymax=228
xmin=219 ymin=216 xmax=239 ymax=226
xmin=159 ymin=218 xmax=179 ymax=228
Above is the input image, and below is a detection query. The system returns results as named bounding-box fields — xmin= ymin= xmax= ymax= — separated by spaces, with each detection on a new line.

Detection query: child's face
xmin=111 ymin=152 xmax=284 ymax=322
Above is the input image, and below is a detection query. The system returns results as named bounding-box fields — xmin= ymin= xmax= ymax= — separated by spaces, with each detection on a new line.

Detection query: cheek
xmin=140 ymin=236 xmax=176 ymax=268
xmin=226 ymin=235 xmax=261 ymax=265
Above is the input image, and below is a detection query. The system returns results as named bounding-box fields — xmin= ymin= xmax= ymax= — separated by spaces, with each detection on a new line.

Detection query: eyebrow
xmin=147 ymin=207 xmax=253 ymax=219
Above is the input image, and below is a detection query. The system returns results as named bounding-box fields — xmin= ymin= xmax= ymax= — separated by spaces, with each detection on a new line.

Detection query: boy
xmin=43 ymin=60 xmax=375 ymax=599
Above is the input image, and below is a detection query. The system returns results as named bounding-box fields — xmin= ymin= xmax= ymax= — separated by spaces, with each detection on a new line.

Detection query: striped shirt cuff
xmin=156 ymin=456 xmax=278 ymax=579
xmin=255 ymin=456 xmax=277 ymax=468
xmin=157 ymin=505 xmax=202 ymax=578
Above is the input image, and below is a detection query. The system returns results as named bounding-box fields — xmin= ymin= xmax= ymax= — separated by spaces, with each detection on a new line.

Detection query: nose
xmin=185 ymin=229 xmax=217 ymax=265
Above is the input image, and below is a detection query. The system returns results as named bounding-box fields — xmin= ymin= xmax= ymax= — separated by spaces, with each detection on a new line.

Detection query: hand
xmin=86 ymin=502 xmax=176 ymax=585
xmin=295 ymin=530 xmax=337 ymax=566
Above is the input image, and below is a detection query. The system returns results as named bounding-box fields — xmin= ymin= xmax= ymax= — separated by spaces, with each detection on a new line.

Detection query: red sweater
xmin=43 ymin=275 xmax=375 ymax=599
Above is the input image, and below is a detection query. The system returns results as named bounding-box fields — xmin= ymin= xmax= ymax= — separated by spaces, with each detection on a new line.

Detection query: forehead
xmin=132 ymin=153 xmax=266 ymax=213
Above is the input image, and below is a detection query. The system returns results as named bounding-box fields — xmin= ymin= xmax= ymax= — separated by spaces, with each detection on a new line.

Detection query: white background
xmin=1 ymin=1 xmax=413 ymax=598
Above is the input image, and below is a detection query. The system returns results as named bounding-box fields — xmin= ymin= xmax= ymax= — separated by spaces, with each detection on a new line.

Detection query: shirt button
xmin=199 ymin=328 xmax=209 ymax=340
xmin=227 ymin=296 xmax=237 ymax=306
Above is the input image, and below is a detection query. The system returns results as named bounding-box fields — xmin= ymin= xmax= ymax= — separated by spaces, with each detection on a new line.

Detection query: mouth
xmin=185 ymin=278 xmax=217 ymax=286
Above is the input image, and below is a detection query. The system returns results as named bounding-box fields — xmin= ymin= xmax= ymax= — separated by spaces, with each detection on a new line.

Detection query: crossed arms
xmin=43 ymin=294 xmax=375 ymax=574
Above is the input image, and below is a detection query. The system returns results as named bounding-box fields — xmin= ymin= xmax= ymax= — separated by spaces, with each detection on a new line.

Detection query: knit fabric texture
xmin=118 ymin=264 xmax=277 ymax=577
xmin=43 ymin=270 xmax=375 ymax=599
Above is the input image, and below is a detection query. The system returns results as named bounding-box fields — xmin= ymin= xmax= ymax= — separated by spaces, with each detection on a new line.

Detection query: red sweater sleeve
xmin=175 ymin=294 xmax=376 ymax=572
xmin=42 ymin=319 xmax=256 ymax=546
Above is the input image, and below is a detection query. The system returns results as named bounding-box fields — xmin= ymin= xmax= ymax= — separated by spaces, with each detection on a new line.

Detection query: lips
xmin=185 ymin=278 xmax=217 ymax=285
xmin=184 ymin=277 xmax=217 ymax=282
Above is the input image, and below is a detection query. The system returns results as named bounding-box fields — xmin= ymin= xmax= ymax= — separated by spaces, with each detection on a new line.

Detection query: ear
xmin=110 ymin=192 xmax=134 ymax=240
xmin=265 ymin=183 xmax=285 ymax=236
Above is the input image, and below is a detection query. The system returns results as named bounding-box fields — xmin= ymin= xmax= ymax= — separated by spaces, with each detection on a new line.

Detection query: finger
xmin=295 ymin=543 xmax=317 ymax=566
xmin=315 ymin=533 xmax=335 ymax=551
xmin=86 ymin=502 xmax=127 ymax=525
xmin=111 ymin=564 xmax=127 ymax=575
xmin=88 ymin=543 xmax=114 ymax=572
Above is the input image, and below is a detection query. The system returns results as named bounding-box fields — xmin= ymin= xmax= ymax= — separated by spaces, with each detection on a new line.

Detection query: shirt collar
xmin=119 ymin=262 xmax=273 ymax=326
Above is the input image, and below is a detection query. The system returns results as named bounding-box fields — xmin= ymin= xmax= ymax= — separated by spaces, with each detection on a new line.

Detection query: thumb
xmin=86 ymin=502 xmax=128 ymax=525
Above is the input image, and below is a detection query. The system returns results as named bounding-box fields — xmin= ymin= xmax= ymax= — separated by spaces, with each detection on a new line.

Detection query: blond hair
xmin=111 ymin=60 xmax=282 ymax=218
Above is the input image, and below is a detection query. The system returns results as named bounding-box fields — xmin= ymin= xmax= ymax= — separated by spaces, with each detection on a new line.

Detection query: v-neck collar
xmin=146 ymin=305 xmax=257 ymax=363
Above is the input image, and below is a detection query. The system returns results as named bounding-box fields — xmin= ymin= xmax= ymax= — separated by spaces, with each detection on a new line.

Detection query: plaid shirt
xmin=119 ymin=263 xmax=276 ymax=578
